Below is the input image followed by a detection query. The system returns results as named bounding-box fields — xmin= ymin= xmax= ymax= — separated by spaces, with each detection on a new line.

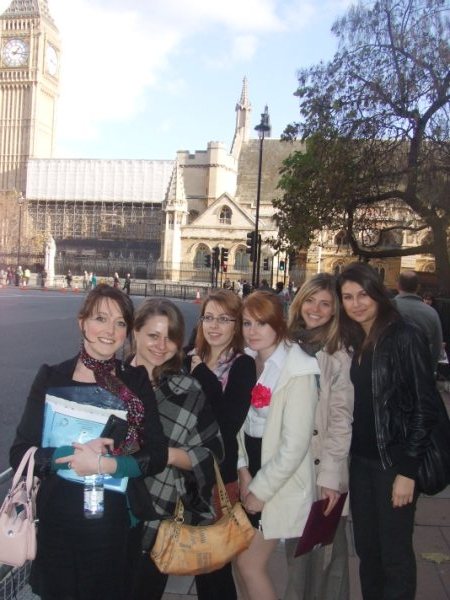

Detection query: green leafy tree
xmin=275 ymin=0 xmax=450 ymax=292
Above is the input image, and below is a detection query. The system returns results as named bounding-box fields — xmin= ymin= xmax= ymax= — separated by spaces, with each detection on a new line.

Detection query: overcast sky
xmin=39 ymin=0 xmax=352 ymax=160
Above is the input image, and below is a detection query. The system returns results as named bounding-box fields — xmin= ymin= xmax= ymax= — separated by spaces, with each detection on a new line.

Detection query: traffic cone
xmin=194 ymin=289 xmax=201 ymax=304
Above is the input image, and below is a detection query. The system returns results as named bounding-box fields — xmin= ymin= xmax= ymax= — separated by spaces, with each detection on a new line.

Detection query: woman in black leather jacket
xmin=337 ymin=262 xmax=438 ymax=600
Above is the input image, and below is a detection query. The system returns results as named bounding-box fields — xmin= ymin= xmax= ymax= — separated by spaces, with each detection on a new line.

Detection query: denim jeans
xmin=350 ymin=455 xmax=417 ymax=600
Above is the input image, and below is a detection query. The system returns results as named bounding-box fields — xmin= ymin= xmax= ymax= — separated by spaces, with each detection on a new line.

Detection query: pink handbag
xmin=0 ymin=447 xmax=39 ymax=567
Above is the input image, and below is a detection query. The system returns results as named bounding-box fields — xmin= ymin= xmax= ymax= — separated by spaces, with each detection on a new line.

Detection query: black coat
xmin=186 ymin=354 xmax=256 ymax=484
xmin=10 ymin=355 xmax=168 ymax=510
xmin=9 ymin=355 xmax=168 ymax=600
xmin=370 ymin=319 xmax=439 ymax=479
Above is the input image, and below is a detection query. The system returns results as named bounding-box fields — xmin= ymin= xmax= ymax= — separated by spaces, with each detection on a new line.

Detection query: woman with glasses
xmin=128 ymin=298 xmax=223 ymax=600
xmin=235 ymin=290 xmax=320 ymax=600
xmin=186 ymin=289 xmax=256 ymax=600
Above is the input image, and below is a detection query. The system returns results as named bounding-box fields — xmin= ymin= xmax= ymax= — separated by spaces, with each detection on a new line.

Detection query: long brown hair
xmin=195 ymin=289 xmax=244 ymax=361
xmin=134 ymin=298 xmax=185 ymax=383
xmin=288 ymin=273 xmax=341 ymax=355
xmin=337 ymin=262 xmax=399 ymax=354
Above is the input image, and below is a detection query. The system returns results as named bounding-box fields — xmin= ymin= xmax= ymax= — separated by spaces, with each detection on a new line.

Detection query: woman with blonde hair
xmin=236 ymin=290 xmax=319 ymax=600
xmin=186 ymin=288 xmax=256 ymax=600
xmin=284 ymin=273 xmax=353 ymax=600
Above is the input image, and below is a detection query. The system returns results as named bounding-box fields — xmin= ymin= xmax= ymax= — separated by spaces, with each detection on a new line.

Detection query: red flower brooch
xmin=251 ymin=383 xmax=272 ymax=409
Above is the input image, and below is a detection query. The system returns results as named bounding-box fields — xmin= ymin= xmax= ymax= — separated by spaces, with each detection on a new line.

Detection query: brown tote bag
xmin=150 ymin=460 xmax=255 ymax=575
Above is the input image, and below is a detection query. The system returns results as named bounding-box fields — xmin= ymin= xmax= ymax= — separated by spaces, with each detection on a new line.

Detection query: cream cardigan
xmin=237 ymin=343 xmax=320 ymax=540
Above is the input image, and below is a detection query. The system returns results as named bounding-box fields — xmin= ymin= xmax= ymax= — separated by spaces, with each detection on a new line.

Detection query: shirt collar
xmin=245 ymin=341 xmax=288 ymax=367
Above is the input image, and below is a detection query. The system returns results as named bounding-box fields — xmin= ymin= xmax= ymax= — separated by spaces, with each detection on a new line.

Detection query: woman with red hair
xmin=235 ymin=291 xmax=320 ymax=600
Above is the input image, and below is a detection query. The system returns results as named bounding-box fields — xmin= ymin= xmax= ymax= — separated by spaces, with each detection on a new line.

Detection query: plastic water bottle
xmin=83 ymin=475 xmax=104 ymax=519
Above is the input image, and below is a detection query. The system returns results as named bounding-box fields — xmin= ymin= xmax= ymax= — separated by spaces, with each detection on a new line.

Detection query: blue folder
xmin=42 ymin=386 xmax=128 ymax=493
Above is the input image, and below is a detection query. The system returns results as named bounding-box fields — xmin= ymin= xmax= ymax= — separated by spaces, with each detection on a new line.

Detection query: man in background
xmin=394 ymin=270 xmax=443 ymax=371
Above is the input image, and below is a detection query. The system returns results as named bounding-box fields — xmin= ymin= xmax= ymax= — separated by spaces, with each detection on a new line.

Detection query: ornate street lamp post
xmin=252 ymin=106 xmax=271 ymax=289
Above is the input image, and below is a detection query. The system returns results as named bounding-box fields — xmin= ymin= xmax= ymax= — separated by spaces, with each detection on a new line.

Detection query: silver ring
xmin=68 ymin=462 xmax=72 ymax=470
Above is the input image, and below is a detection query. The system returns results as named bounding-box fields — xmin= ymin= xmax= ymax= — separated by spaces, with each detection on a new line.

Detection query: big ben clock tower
xmin=0 ymin=0 xmax=60 ymax=193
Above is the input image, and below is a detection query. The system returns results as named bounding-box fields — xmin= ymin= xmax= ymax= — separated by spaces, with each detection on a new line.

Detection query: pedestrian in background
xmin=15 ymin=265 xmax=23 ymax=286
xmin=83 ymin=270 xmax=89 ymax=290
xmin=394 ymin=270 xmax=443 ymax=372
xmin=276 ymin=281 xmax=291 ymax=317
xmin=23 ymin=267 xmax=31 ymax=286
xmin=66 ymin=269 xmax=73 ymax=288
xmin=123 ymin=273 xmax=131 ymax=295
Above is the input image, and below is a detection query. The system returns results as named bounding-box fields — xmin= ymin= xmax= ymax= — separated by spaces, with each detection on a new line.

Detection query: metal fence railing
xmin=0 ymin=468 xmax=33 ymax=600
xmin=0 ymin=275 xmax=212 ymax=301
xmin=0 ymin=562 xmax=32 ymax=600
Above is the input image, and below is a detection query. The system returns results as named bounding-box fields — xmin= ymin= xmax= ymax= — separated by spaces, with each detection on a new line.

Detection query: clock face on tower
xmin=46 ymin=44 xmax=58 ymax=76
xmin=2 ymin=38 xmax=29 ymax=67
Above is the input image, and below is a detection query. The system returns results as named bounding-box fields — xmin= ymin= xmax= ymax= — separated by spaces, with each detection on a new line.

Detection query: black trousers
xmin=350 ymin=455 xmax=418 ymax=600
xmin=195 ymin=563 xmax=237 ymax=600
xmin=129 ymin=551 xmax=168 ymax=600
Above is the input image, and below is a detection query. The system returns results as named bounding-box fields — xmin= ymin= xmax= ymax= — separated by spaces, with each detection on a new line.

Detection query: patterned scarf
xmin=80 ymin=345 xmax=144 ymax=454
xmin=188 ymin=348 xmax=241 ymax=391
xmin=211 ymin=349 xmax=242 ymax=391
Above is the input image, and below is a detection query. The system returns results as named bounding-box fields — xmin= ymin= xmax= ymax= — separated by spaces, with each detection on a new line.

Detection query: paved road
xmin=0 ymin=287 xmax=202 ymax=487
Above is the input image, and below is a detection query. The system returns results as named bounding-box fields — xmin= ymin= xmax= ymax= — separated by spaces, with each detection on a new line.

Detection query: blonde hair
xmin=288 ymin=273 xmax=341 ymax=355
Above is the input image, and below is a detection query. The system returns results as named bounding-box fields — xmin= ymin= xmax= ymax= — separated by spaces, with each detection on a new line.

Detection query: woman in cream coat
xmin=235 ymin=291 xmax=320 ymax=600
xmin=284 ymin=273 xmax=353 ymax=600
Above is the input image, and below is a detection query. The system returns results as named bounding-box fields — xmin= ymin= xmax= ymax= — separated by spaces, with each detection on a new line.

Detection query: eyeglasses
xmin=199 ymin=315 xmax=236 ymax=325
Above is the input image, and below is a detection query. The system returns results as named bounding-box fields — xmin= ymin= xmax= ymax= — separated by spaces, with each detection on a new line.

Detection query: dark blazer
xmin=10 ymin=355 xmax=168 ymax=515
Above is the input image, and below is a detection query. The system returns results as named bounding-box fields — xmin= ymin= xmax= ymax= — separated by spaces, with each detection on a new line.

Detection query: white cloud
xmin=46 ymin=0 xmax=340 ymax=155
xmin=144 ymin=0 xmax=284 ymax=33
xmin=231 ymin=35 xmax=259 ymax=62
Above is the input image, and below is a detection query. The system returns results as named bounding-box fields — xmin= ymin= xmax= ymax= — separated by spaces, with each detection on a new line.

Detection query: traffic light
xmin=204 ymin=254 xmax=211 ymax=268
xmin=279 ymin=260 xmax=285 ymax=271
xmin=263 ymin=258 xmax=269 ymax=271
xmin=221 ymin=248 xmax=229 ymax=263
xmin=213 ymin=246 xmax=220 ymax=268
xmin=246 ymin=231 xmax=256 ymax=260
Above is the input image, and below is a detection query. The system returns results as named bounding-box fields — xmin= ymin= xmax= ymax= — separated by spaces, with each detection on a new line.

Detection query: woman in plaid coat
xmin=128 ymin=298 xmax=223 ymax=600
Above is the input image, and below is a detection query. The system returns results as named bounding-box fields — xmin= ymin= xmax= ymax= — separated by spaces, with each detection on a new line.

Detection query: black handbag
xmin=416 ymin=390 xmax=450 ymax=495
